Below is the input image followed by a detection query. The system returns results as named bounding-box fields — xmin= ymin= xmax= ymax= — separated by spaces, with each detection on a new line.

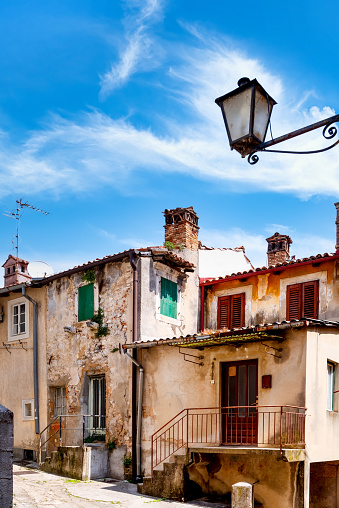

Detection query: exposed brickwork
xmin=335 ymin=202 xmax=339 ymax=253
xmin=266 ymin=232 xmax=292 ymax=267
xmin=163 ymin=207 xmax=199 ymax=251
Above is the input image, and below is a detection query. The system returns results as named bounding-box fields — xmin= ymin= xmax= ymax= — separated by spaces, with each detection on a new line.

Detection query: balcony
xmin=151 ymin=406 xmax=306 ymax=480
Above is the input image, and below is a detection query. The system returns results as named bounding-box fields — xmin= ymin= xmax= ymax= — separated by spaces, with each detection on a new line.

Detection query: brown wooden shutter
xmin=218 ymin=293 xmax=245 ymax=329
xmin=302 ymin=280 xmax=319 ymax=319
xmin=287 ymin=284 xmax=301 ymax=320
xmin=231 ymin=293 xmax=245 ymax=328
xmin=218 ymin=296 xmax=230 ymax=328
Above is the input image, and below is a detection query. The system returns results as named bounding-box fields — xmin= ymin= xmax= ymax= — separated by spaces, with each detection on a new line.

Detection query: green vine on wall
xmin=82 ymin=269 xmax=96 ymax=284
xmin=92 ymin=307 xmax=109 ymax=338
xmin=163 ymin=241 xmax=184 ymax=251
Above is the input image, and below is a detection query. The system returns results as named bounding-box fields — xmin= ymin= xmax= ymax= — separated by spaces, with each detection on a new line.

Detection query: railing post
xmin=280 ymin=406 xmax=283 ymax=455
xmin=186 ymin=409 xmax=189 ymax=453
xmin=151 ymin=436 xmax=154 ymax=483
xmin=59 ymin=416 xmax=62 ymax=447
xmin=83 ymin=415 xmax=85 ymax=445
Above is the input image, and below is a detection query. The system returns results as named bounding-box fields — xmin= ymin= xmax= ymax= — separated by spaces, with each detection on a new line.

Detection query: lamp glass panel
xmin=221 ymin=88 xmax=252 ymax=142
xmin=253 ymin=88 xmax=272 ymax=142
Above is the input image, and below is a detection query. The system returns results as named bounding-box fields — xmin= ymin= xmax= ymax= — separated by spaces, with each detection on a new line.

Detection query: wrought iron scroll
xmin=247 ymin=115 xmax=339 ymax=164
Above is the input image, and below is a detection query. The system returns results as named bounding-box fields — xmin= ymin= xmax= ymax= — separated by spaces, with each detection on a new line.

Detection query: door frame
xmin=220 ymin=359 xmax=258 ymax=445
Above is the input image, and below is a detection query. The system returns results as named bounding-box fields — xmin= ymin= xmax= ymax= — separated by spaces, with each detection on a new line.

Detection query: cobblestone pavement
xmin=13 ymin=465 xmax=226 ymax=508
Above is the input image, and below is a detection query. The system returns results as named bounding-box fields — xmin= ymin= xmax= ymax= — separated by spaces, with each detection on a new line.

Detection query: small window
xmin=54 ymin=387 xmax=66 ymax=416
xmin=8 ymin=298 xmax=29 ymax=340
xmin=160 ymin=278 xmax=178 ymax=319
xmin=22 ymin=399 xmax=34 ymax=421
xmin=218 ymin=293 xmax=245 ymax=329
xmin=78 ymin=284 xmax=94 ymax=322
xmin=327 ymin=362 xmax=335 ymax=411
xmin=286 ymin=280 xmax=319 ymax=320
xmin=89 ymin=376 xmax=106 ymax=434
xmin=13 ymin=303 xmax=26 ymax=335
xmin=6 ymin=267 xmax=10 ymax=274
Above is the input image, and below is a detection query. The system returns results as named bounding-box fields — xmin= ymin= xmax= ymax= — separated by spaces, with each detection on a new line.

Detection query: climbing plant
xmin=92 ymin=306 xmax=109 ymax=338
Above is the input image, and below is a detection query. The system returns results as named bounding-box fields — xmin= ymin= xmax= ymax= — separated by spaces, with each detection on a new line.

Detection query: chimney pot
xmin=163 ymin=206 xmax=199 ymax=251
xmin=266 ymin=233 xmax=292 ymax=266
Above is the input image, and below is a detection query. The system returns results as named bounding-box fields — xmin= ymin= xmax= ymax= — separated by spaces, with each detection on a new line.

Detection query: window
xmin=327 ymin=362 xmax=335 ymax=411
xmin=8 ymin=297 xmax=29 ymax=340
xmin=160 ymin=277 xmax=178 ymax=319
xmin=54 ymin=387 xmax=66 ymax=416
xmin=22 ymin=399 xmax=34 ymax=421
xmin=286 ymin=280 xmax=319 ymax=320
xmin=218 ymin=293 xmax=245 ymax=329
xmin=89 ymin=377 xmax=106 ymax=434
xmin=78 ymin=283 xmax=94 ymax=322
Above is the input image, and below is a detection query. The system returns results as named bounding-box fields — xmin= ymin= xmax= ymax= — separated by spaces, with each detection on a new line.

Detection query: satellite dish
xmin=27 ymin=261 xmax=54 ymax=279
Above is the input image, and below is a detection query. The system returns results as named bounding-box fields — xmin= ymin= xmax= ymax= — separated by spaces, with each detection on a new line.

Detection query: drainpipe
xmin=129 ymin=250 xmax=139 ymax=480
xmin=124 ymin=350 xmax=144 ymax=481
xmin=200 ymin=285 xmax=205 ymax=332
xmin=22 ymin=287 xmax=39 ymax=434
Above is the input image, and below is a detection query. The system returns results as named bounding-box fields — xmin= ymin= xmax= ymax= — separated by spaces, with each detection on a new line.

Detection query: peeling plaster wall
xmin=139 ymin=328 xmax=307 ymax=477
xmin=46 ymin=260 xmax=134 ymax=475
xmin=139 ymin=248 xmax=199 ymax=341
xmin=0 ymin=287 xmax=48 ymax=458
xmin=206 ymin=260 xmax=339 ymax=329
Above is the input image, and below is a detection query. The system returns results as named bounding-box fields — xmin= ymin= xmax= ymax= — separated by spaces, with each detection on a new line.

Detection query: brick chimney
xmin=163 ymin=207 xmax=199 ymax=251
xmin=2 ymin=255 xmax=31 ymax=287
xmin=266 ymin=232 xmax=292 ymax=266
xmin=335 ymin=202 xmax=339 ymax=253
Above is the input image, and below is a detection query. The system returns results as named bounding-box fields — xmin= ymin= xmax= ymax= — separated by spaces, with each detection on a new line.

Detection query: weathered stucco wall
xmin=0 ymin=287 xmax=48 ymax=458
xmin=46 ymin=259 xmax=134 ymax=475
xmin=139 ymin=248 xmax=199 ymax=341
xmin=206 ymin=260 xmax=339 ymax=329
xmin=305 ymin=330 xmax=339 ymax=462
xmin=188 ymin=451 xmax=303 ymax=508
xmin=139 ymin=327 xmax=307 ymax=477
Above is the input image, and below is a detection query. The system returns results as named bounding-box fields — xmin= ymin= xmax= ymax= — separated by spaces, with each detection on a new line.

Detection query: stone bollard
xmin=232 ymin=481 xmax=254 ymax=508
xmin=0 ymin=404 xmax=14 ymax=508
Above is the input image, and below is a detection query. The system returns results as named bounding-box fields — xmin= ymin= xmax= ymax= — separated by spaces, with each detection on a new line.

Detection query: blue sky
xmin=1 ymin=0 xmax=339 ymax=276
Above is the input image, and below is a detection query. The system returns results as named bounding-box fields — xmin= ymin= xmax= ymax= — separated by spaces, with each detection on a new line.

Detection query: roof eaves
xmin=123 ymin=318 xmax=339 ymax=350
xmin=200 ymin=253 xmax=339 ymax=286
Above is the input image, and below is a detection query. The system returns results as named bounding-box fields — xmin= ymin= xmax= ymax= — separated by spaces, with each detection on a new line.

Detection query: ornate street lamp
xmin=215 ymin=77 xmax=339 ymax=164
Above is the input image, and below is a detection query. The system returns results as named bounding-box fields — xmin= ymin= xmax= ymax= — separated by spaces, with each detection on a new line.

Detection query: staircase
xmin=138 ymin=451 xmax=202 ymax=502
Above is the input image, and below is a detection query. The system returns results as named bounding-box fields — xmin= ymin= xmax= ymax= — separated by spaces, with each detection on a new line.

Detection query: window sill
xmin=8 ymin=333 xmax=29 ymax=342
xmin=157 ymin=313 xmax=182 ymax=326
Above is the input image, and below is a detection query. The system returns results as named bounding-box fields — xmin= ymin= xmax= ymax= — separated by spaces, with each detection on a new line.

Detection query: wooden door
xmin=221 ymin=360 xmax=258 ymax=445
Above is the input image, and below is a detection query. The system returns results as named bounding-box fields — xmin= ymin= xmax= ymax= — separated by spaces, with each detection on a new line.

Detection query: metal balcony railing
xmin=151 ymin=406 xmax=306 ymax=481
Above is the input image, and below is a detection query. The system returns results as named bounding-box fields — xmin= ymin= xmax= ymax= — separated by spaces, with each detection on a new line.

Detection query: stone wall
xmin=0 ymin=404 xmax=13 ymax=508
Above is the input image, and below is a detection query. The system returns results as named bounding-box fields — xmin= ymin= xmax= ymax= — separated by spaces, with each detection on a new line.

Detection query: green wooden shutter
xmin=78 ymin=283 xmax=94 ymax=321
xmin=160 ymin=278 xmax=177 ymax=319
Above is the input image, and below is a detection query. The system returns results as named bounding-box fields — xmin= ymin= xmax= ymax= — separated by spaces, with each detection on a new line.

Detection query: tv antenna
xmin=3 ymin=198 xmax=49 ymax=283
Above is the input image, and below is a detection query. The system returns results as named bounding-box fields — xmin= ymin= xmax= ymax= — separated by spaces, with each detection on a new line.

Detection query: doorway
xmin=221 ymin=360 xmax=258 ymax=445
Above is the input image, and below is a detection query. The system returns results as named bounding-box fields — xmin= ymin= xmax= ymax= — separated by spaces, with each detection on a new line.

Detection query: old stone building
xmin=0 ymin=207 xmax=201 ymax=480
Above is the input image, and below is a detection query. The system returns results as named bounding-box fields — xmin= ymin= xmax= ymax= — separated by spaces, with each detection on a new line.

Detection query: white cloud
xmin=0 ymin=26 xmax=338 ymax=199
xmin=99 ymin=0 xmax=164 ymax=97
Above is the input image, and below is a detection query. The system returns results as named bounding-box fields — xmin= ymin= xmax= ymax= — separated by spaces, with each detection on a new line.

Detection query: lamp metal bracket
xmin=248 ymin=114 xmax=339 ymax=164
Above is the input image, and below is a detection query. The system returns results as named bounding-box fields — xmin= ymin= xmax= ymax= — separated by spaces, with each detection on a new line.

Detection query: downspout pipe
xmin=124 ymin=350 xmax=144 ymax=481
xmin=22 ymin=287 xmax=39 ymax=434
xmin=129 ymin=250 xmax=139 ymax=480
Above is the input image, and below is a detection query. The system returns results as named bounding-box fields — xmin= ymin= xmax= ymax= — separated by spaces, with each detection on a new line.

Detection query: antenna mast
xmin=3 ymin=198 xmax=49 ymax=283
